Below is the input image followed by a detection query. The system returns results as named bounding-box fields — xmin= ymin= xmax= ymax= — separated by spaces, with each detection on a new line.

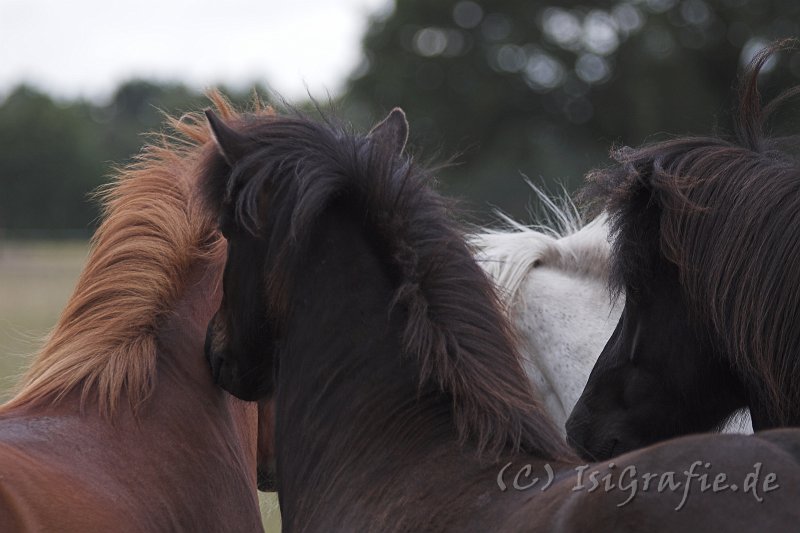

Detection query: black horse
xmin=567 ymin=43 xmax=800 ymax=461
xmin=202 ymin=102 xmax=800 ymax=531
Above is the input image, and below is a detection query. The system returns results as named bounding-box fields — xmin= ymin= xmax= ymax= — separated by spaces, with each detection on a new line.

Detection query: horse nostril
xmin=566 ymin=429 xmax=600 ymax=462
xmin=590 ymin=437 xmax=621 ymax=460
xmin=566 ymin=432 xmax=582 ymax=453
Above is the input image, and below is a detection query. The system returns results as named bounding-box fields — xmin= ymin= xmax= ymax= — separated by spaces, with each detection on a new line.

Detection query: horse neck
xmin=1 ymin=259 xmax=262 ymax=531
xmin=274 ymin=205 xmax=485 ymax=529
xmin=149 ymin=258 xmax=258 ymax=465
xmin=121 ymin=258 xmax=258 ymax=483
xmin=137 ymin=259 xmax=264 ymax=526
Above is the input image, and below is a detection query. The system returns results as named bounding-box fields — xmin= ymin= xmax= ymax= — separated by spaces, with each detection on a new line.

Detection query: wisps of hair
xmin=0 ymin=92 xmax=246 ymax=416
xmin=581 ymin=40 xmax=800 ymax=422
xmin=471 ymin=183 xmax=610 ymax=306
xmin=202 ymin=109 xmax=573 ymax=460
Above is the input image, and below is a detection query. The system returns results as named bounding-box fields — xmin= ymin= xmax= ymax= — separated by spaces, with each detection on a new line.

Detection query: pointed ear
xmin=368 ymin=107 xmax=409 ymax=157
xmin=205 ymin=109 xmax=250 ymax=166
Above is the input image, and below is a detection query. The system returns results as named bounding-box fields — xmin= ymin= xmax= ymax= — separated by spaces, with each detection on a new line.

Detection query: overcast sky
xmin=0 ymin=0 xmax=391 ymax=102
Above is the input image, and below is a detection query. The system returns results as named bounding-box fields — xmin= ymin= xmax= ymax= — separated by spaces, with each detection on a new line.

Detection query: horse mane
xmin=581 ymin=42 xmax=800 ymax=423
xmin=202 ymin=108 xmax=574 ymax=460
xmin=471 ymin=186 xmax=610 ymax=305
xmin=0 ymin=92 xmax=242 ymax=416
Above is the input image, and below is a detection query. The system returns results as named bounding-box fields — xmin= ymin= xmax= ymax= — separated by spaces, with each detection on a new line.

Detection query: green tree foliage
xmin=0 ymin=82 xmax=264 ymax=236
xmin=2 ymin=1 xmax=800 ymax=234
xmin=347 ymin=0 xmax=800 ymax=219
xmin=0 ymin=86 xmax=103 ymax=235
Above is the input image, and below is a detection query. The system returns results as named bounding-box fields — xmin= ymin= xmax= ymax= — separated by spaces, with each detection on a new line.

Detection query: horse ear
xmin=368 ymin=107 xmax=409 ymax=157
xmin=205 ymin=109 xmax=249 ymax=166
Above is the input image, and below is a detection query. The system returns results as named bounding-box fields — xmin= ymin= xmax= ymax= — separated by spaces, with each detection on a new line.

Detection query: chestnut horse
xmin=201 ymin=103 xmax=800 ymax=531
xmin=0 ymin=100 xmax=266 ymax=532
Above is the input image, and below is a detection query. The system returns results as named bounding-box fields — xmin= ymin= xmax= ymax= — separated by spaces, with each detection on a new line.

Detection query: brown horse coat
xmin=0 ymin=100 xmax=266 ymax=532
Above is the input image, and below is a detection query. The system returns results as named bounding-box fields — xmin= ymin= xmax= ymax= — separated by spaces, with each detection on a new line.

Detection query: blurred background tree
xmin=346 ymin=0 xmax=800 ymax=219
xmin=1 ymin=0 xmax=799 ymax=235
xmin=0 ymin=81 xmax=263 ymax=237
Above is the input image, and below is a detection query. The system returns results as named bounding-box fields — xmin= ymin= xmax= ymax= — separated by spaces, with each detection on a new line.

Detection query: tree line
xmin=2 ymin=0 xmax=799 ymax=236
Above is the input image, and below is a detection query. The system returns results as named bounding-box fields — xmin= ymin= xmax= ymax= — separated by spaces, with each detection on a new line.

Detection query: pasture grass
xmin=0 ymin=240 xmax=281 ymax=532
xmin=0 ymin=240 xmax=87 ymax=399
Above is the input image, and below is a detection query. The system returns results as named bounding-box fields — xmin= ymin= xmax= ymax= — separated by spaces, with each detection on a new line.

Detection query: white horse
xmin=471 ymin=189 xmax=753 ymax=435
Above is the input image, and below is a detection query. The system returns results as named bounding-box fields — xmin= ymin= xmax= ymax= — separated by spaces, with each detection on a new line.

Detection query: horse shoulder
xmin=0 ymin=417 xmax=140 ymax=532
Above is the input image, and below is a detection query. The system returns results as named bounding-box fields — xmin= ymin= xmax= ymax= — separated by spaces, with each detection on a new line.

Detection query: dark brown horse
xmin=567 ymin=42 xmax=800 ymax=460
xmin=0 ymin=98 xmax=268 ymax=532
xmin=201 ymin=101 xmax=800 ymax=531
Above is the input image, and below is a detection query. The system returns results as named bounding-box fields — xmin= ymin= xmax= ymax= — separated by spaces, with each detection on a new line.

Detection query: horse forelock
xmin=471 ymin=214 xmax=611 ymax=310
xmin=471 ymin=184 xmax=611 ymax=308
xmin=0 ymin=93 xmax=244 ymax=417
xmin=471 ymin=229 xmax=560 ymax=304
xmin=580 ymin=43 xmax=800 ymax=423
xmin=204 ymin=108 xmax=574 ymax=461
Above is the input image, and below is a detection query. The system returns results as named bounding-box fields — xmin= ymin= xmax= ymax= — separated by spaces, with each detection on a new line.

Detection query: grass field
xmin=0 ymin=240 xmax=281 ymax=531
xmin=0 ymin=240 xmax=88 ymax=399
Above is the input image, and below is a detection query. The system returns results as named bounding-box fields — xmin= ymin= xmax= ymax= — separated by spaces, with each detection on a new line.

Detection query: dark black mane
xmin=581 ymin=42 xmax=800 ymax=423
xmin=202 ymin=107 xmax=572 ymax=460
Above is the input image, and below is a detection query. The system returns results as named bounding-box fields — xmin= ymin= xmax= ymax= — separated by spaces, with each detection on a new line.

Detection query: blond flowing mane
xmin=0 ymin=92 xmax=265 ymax=416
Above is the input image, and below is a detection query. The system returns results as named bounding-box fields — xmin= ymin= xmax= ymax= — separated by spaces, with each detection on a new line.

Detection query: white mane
xmin=470 ymin=185 xmax=609 ymax=305
xmin=471 ymin=183 xmax=752 ymax=435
